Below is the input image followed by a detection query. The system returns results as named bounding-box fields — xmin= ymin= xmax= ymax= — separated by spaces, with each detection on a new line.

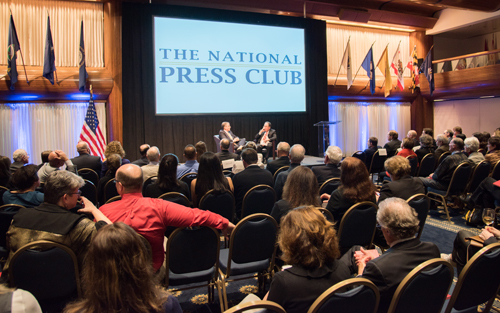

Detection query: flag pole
xmin=333 ymin=36 xmax=350 ymax=87
xmin=418 ymin=45 xmax=434 ymax=73
xmin=10 ymin=9 xmax=29 ymax=86
xmin=353 ymin=41 xmax=376 ymax=84
xmin=378 ymin=43 xmax=390 ymax=88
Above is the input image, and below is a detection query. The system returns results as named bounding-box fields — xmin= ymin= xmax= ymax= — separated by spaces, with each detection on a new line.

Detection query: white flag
xmin=390 ymin=43 xmax=404 ymax=91
xmin=341 ymin=41 xmax=352 ymax=90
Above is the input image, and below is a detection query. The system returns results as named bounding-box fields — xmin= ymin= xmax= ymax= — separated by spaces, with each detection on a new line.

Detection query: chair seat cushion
xmin=169 ymin=267 xmax=215 ymax=286
xmin=219 ymin=248 xmax=270 ymax=276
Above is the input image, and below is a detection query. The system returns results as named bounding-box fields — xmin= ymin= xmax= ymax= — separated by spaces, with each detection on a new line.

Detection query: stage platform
xmin=300 ymin=155 xmax=324 ymax=167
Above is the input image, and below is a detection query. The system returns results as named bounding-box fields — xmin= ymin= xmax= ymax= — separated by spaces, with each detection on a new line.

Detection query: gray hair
xmin=44 ymin=171 xmax=85 ymax=204
xmin=451 ymin=138 xmax=464 ymax=150
xmin=76 ymin=142 xmax=89 ymax=154
xmin=12 ymin=149 xmax=27 ymax=162
xmin=407 ymin=130 xmax=417 ymax=139
xmin=325 ymin=146 xmax=342 ymax=165
xmin=377 ymin=197 xmax=419 ymax=240
xmin=384 ymin=156 xmax=411 ymax=180
xmin=436 ymin=134 xmax=448 ymax=144
xmin=419 ymin=134 xmax=433 ymax=147
xmin=277 ymin=142 xmax=290 ymax=154
xmin=146 ymin=146 xmax=160 ymax=162
xmin=290 ymin=144 xmax=305 ymax=163
xmin=464 ymin=137 xmax=479 ymax=152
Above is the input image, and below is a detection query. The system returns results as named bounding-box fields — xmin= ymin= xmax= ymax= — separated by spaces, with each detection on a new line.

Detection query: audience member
xmin=340 ymin=198 xmax=440 ymax=313
xmin=495 ymin=127 xmax=500 ymax=137
xmin=194 ymin=141 xmax=207 ymax=163
xmin=10 ymin=149 xmax=29 ymax=174
xmin=2 ymin=164 xmax=43 ymax=208
xmin=265 ymin=207 xmax=350 ymax=313
xmin=415 ymin=134 xmax=435 ymax=163
xmin=131 ymin=144 xmax=150 ymax=167
xmin=467 ymin=177 xmax=500 ymax=210
xmin=473 ymin=132 xmax=487 ymax=154
xmin=215 ymin=139 xmax=238 ymax=167
xmin=219 ymin=121 xmax=243 ymax=150
xmin=464 ymin=137 xmax=484 ymax=165
xmin=231 ymin=141 xmax=265 ymax=174
xmin=485 ymin=136 xmax=500 ymax=172
xmin=191 ymin=152 xmax=233 ymax=207
xmin=384 ymin=130 xmax=402 ymax=157
xmin=71 ymin=142 xmax=102 ymax=176
xmin=321 ymin=157 xmax=376 ymax=227
xmin=101 ymin=141 xmax=130 ymax=176
xmin=420 ymin=138 xmax=468 ymax=191
xmin=270 ymin=166 xmax=320 ymax=225
xmin=407 ymin=130 xmax=419 ymax=148
xmin=364 ymin=137 xmax=380 ymax=169
xmin=397 ymin=138 xmax=417 ymax=159
xmin=255 ymin=121 xmax=277 ymax=161
xmin=98 ymin=164 xmax=234 ymax=275
xmin=0 ymin=156 xmax=11 ymax=188
xmin=97 ymin=154 xmax=122 ymax=205
xmin=378 ymin=156 xmax=425 ymax=203
xmin=422 ymin=128 xmax=437 ymax=149
xmin=142 ymin=146 xmax=160 ymax=182
xmin=434 ymin=134 xmax=450 ymax=161
xmin=453 ymin=126 xmax=466 ymax=140
xmin=38 ymin=150 xmax=77 ymax=183
xmin=37 ymin=150 xmax=51 ymax=170
xmin=144 ymin=154 xmax=191 ymax=200
xmin=444 ymin=129 xmax=454 ymax=143
xmin=266 ymin=142 xmax=291 ymax=176
xmin=177 ymin=144 xmax=199 ymax=179
xmin=63 ymin=222 xmax=182 ymax=313
xmin=274 ymin=144 xmax=305 ymax=200
xmin=232 ymin=148 xmax=274 ymax=217
xmin=0 ymin=285 xmax=42 ymax=313
xmin=311 ymin=145 xmax=342 ymax=186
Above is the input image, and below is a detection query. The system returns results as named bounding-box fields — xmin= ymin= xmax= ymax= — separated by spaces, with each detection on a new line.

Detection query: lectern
xmin=313 ymin=121 xmax=341 ymax=157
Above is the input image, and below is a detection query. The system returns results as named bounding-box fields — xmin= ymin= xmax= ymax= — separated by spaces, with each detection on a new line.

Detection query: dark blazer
xmin=71 ymin=153 xmax=102 ymax=177
xmin=270 ymin=199 xmax=292 ymax=225
xmin=9 ymin=161 xmax=24 ymax=175
xmin=215 ymin=150 xmax=239 ymax=165
xmin=274 ymin=163 xmax=301 ymax=200
xmin=415 ymin=147 xmax=434 ymax=163
xmin=311 ymin=163 xmax=341 ymax=186
xmin=434 ymin=144 xmax=449 ymax=161
xmin=232 ymin=165 xmax=274 ymax=216
xmin=266 ymin=156 xmax=290 ymax=176
xmin=363 ymin=146 xmax=380 ymax=169
xmin=97 ymin=171 xmax=116 ymax=205
xmin=219 ymin=130 xmax=239 ymax=142
xmin=326 ymin=189 xmax=376 ymax=227
xmin=384 ymin=139 xmax=402 ymax=157
xmin=254 ymin=129 xmax=277 ymax=146
xmin=131 ymin=156 xmax=149 ymax=167
xmin=378 ymin=175 xmax=425 ymax=203
xmin=144 ymin=181 xmax=191 ymax=200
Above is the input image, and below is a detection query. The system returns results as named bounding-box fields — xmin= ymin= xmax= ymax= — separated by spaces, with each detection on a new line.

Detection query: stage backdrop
xmin=122 ymin=3 xmax=328 ymax=160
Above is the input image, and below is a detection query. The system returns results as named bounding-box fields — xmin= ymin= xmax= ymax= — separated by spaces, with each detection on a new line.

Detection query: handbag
xmin=465 ymin=207 xmax=484 ymax=227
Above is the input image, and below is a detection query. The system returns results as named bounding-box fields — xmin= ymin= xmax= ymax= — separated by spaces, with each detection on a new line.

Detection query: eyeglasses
xmin=376 ymin=223 xmax=382 ymax=229
xmin=68 ymin=190 xmax=82 ymax=196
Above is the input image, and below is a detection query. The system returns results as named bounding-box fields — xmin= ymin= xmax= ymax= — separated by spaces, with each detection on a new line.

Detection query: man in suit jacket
xmin=10 ymin=149 xmax=29 ymax=174
xmin=407 ymin=130 xmax=420 ymax=149
xmin=364 ymin=137 xmax=380 ymax=169
xmin=383 ymin=130 xmax=402 ymax=158
xmin=215 ymin=139 xmax=238 ymax=169
xmin=341 ymin=198 xmax=440 ymax=313
xmin=219 ymin=121 xmax=244 ymax=150
xmin=142 ymin=146 xmax=160 ymax=182
xmin=274 ymin=144 xmax=305 ymax=200
xmin=312 ymin=145 xmax=342 ymax=186
xmin=131 ymin=144 xmax=150 ymax=167
xmin=71 ymin=142 xmax=102 ymax=176
xmin=255 ymin=121 xmax=277 ymax=161
xmin=434 ymin=134 xmax=449 ymax=161
xmin=230 ymin=148 xmax=274 ymax=217
xmin=378 ymin=156 xmax=425 ymax=203
xmin=266 ymin=142 xmax=291 ymax=176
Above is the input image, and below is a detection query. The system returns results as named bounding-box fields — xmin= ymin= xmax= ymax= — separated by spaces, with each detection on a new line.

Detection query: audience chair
xmin=416 ymin=153 xmax=435 ymax=177
xmin=368 ymin=151 xmax=386 ymax=182
xmin=337 ymin=201 xmax=378 ymax=253
xmin=199 ymin=190 xmax=235 ymax=222
xmin=219 ymin=214 xmax=278 ymax=310
xmin=103 ymin=179 xmax=119 ymax=203
xmin=307 ymin=278 xmax=380 ymax=313
xmin=437 ymin=151 xmax=451 ymax=168
xmin=80 ymin=179 xmax=98 ymax=206
xmin=0 ymin=186 xmax=8 ymax=206
xmin=427 ymin=162 xmax=472 ymax=223
xmin=273 ymin=166 xmax=289 ymax=182
xmin=351 ymin=151 xmax=366 ymax=164
xmin=9 ymin=240 xmax=82 ymax=312
xmin=491 ymin=160 xmax=500 ymax=180
xmin=465 ymin=160 xmax=491 ymax=195
xmin=224 ymin=300 xmax=286 ymax=313
xmin=77 ymin=168 xmax=99 ymax=187
xmin=0 ymin=204 xmax=24 ymax=260
xmin=223 ymin=169 xmax=232 ymax=177
xmin=159 ymin=192 xmax=190 ymax=207
xmin=142 ymin=176 xmax=157 ymax=196
xmin=443 ymin=243 xmax=500 ymax=313
xmin=165 ymin=226 xmax=224 ymax=311
xmin=387 ymin=258 xmax=454 ymax=313
xmin=318 ymin=208 xmax=334 ymax=222
xmin=406 ymin=155 xmax=418 ymax=177
xmin=406 ymin=194 xmax=430 ymax=239
xmin=180 ymin=172 xmax=198 ymax=187
xmin=104 ymin=195 xmax=121 ymax=204
xmin=241 ymin=185 xmax=276 ymax=219
xmin=319 ymin=178 xmax=341 ymax=195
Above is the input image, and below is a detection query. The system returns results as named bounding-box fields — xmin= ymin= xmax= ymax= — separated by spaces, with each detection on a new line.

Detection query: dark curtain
xmin=122 ymin=3 xmax=328 ymax=161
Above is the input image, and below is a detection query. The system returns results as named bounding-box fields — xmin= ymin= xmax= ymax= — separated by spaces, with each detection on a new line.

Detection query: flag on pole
xmin=409 ymin=45 xmax=419 ymax=93
xmin=79 ymin=93 xmax=106 ymax=159
xmin=377 ymin=46 xmax=392 ymax=97
xmin=390 ymin=43 xmax=404 ymax=91
xmin=43 ymin=16 xmax=56 ymax=85
xmin=455 ymin=58 xmax=467 ymax=70
xmin=340 ymin=40 xmax=353 ymax=90
xmin=361 ymin=47 xmax=375 ymax=94
xmin=421 ymin=48 xmax=434 ymax=96
xmin=7 ymin=14 xmax=20 ymax=90
xmin=78 ymin=21 xmax=88 ymax=92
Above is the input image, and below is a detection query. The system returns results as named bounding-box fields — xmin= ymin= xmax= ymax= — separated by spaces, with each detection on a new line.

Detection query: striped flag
xmin=79 ymin=95 xmax=106 ymax=159
xmin=390 ymin=43 xmax=404 ymax=91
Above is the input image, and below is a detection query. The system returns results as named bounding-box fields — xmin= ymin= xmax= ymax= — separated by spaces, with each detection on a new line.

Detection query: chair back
xmin=273 ymin=166 xmax=289 ymax=181
xmin=199 ymin=189 xmax=235 ymax=222
xmin=165 ymin=226 xmax=220 ymax=287
xmin=142 ymin=176 xmax=157 ymax=195
xmin=77 ymin=168 xmax=99 ymax=187
xmin=351 ymin=151 xmax=366 ymax=164
xmin=318 ymin=208 xmax=334 ymax=222
xmin=104 ymin=195 xmax=121 ymax=204
xmin=338 ymin=202 xmax=378 ymax=250
xmin=179 ymin=172 xmax=197 ymax=186
xmin=80 ymin=179 xmax=98 ymax=206
xmin=387 ymin=259 xmax=454 ymax=313
xmin=406 ymin=155 xmax=418 ymax=177
xmin=491 ymin=160 xmax=500 ymax=180
xmin=307 ymin=278 xmax=379 ymax=313
xmin=369 ymin=150 xmax=386 ymax=174
xmin=406 ymin=194 xmax=430 ymax=239
xmin=159 ymin=192 xmax=190 ymax=207
xmin=445 ymin=162 xmax=473 ymax=194
xmin=9 ymin=240 xmax=81 ymax=301
xmin=437 ymin=151 xmax=451 ymax=167
xmin=241 ymin=185 xmax=276 ymax=218
xmin=467 ymin=160 xmax=491 ymax=193
xmin=443 ymin=243 xmax=500 ymax=313
xmin=225 ymin=214 xmax=278 ymax=278
xmin=224 ymin=300 xmax=286 ymax=313
xmin=103 ymin=179 xmax=119 ymax=203
xmin=0 ymin=204 xmax=24 ymax=248
xmin=416 ymin=153 xmax=435 ymax=177
xmin=0 ymin=186 xmax=9 ymax=206
xmin=214 ymin=135 xmax=222 ymax=153
xmin=319 ymin=178 xmax=341 ymax=195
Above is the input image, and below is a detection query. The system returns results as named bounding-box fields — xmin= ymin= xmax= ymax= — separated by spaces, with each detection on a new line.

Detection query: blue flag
xmin=43 ymin=16 xmax=56 ymax=85
xmin=361 ymin=47 xmax=375 ymax=94
xmin=421 ymin=49 xmax=434 ymax=96
xmin=7 ymin=15 xmax=20 ymax=90
xmin=78 ymin=21 xmax=88 ymax=92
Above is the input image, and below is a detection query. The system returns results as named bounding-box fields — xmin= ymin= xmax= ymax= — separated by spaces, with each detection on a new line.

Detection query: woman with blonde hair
xmin=64 ymin=222 xmax=181 ymax=313
xmin=101 ymin=141 xmax=130 ymax=176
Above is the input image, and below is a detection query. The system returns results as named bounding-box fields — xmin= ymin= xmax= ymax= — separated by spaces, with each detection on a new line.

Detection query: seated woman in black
xmin=0 ymin=156 xmax=11 ymax=188
xmin=97 ymin=154 xmax=122 ymax=205
xmin=144 ymin=154 xmax=191 ymax=200
xmin=2 ymin=164 xmax=43 ymax=208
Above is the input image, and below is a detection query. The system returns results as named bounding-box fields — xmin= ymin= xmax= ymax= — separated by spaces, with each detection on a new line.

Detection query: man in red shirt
xmin=98 ymin=164 xmax=235 ymax=275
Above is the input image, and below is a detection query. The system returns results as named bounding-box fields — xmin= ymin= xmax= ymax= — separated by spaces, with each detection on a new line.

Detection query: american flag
xmin=79 ymin=97 xmax=106 ymax=159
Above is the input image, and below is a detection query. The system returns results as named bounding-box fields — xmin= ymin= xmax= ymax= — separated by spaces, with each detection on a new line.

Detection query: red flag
xmin=79 ymin=96 xmax=106 ymax=159
xmin=391 ymin=43 xmax=404 ymax=91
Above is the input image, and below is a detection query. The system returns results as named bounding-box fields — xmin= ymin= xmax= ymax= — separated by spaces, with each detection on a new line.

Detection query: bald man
xmin=71 ymin=141 xmax=103 ymax=177
xmin=131 ymin=144 xmax=151 ymax=167
xmin=38 ymin=150 xmax=77 ymax=183
xmin=99 ymin=164 xmax=235 ymax=276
